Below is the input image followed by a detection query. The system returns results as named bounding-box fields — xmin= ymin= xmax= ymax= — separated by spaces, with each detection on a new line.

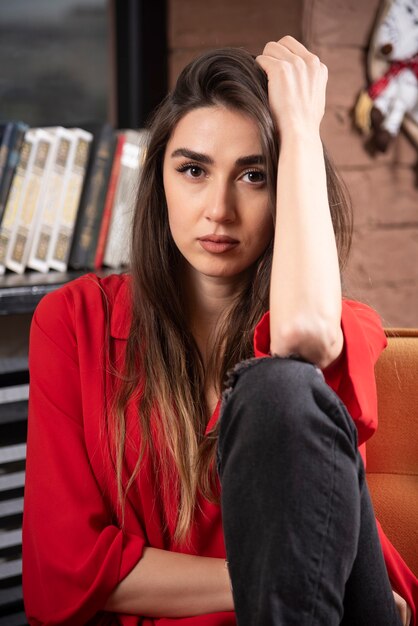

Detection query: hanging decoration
xmin=355 ymin=0 xmax=418 ymax=152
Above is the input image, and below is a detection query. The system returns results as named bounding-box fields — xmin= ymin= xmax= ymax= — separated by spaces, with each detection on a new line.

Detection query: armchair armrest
xmin=366 ymin=329 xmax=418 ymax=576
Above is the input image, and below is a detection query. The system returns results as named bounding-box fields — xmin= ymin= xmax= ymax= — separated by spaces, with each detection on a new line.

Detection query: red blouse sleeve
xmin=23 ymin=288 xmax=146 ymax=625
xmin=253 ymin=299 xmax=387 ymax=446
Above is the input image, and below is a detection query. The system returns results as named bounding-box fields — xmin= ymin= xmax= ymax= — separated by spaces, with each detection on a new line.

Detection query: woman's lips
xmin=198 ymin=235 xmax=239 ymax=254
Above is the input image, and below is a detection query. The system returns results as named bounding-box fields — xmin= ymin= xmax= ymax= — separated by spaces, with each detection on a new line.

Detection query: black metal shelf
xmin=0 ymin=268 xmax=119 ymax=315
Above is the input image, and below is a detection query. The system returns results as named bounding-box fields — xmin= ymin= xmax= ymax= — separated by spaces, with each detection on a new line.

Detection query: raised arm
xmin=256 ymin=36 xmax=343 ymax=368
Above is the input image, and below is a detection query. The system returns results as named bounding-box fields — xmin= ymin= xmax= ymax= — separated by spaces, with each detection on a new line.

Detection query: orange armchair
xmin=366 ymin=329 xmax=418 ymax=576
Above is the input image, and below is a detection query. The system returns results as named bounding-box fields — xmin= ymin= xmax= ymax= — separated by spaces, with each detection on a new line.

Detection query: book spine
xmin=103 ymin=130 xmax=147 ymax=268
xmin=0 ymin=123 xmax=16 ymax=197
xmin=0 ymin=123 xmax=28 ymax=226
xmin=93 ymin=133 xmax=125 ymax=270
xmin=27 ymin=129 xmax=74 ymax=273
xmin=0 ymin=132 xmax=36 ymax=275
xmin=69 ymin=125 xmax=116 ymax=269
xmin=48 ymin=129 xmax=93 ymax=272
xmin=6 ymin=130 xmax=55 ymax=274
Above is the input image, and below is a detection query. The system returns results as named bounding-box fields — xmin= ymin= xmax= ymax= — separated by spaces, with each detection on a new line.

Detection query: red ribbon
xmin=368 ymin=56 xmax=418 ymax=99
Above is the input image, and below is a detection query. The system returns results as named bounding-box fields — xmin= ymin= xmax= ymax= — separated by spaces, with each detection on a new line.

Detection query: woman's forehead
xmin=165 ymin=105 xmax=263 ymax=159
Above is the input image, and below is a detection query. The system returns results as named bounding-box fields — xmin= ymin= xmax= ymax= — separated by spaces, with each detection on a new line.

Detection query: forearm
xmin=104 ymin=546 xmax=233 ymax=617
xmin=270 ymin=130 xmax=342 ymax=366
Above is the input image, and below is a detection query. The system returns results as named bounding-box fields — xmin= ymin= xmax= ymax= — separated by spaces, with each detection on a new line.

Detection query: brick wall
xmin=168 ymin=0 xmax=418 ymax=328
xmin=167 ymin=0 xmax=304 ymax=85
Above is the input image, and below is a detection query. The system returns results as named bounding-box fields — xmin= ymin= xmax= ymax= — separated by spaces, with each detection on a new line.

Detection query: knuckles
xmin=263 ymin=41 xmax=278 ymax=55
xmin=261 ymin=40 xmax=325 ymax=74
xmin=277 ymin=34 xmax=297 ymax=46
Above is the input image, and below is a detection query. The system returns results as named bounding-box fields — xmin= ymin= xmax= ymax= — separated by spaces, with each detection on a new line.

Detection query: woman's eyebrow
xmin=170 ymin=148 xmax=265 ymax=167
xmin=236 ymin=154 xmax=265 ymax=166
xmin=170 ymin=148 xmax=213 ymax=163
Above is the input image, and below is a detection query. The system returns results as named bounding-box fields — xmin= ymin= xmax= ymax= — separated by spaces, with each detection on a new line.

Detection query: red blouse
xmin=22 ymin=273 xmax=417 ymax=625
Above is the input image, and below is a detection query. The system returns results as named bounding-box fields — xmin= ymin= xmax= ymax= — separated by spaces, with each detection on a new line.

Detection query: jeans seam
xmin=308 ymin=426 xmax=339 ymax=625
xmin=308 ymin=389 xmax=357 ymax=625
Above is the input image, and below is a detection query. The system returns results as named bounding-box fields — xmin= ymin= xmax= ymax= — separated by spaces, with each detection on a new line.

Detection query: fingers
xmin=392 ymin=590 xmax=412 ymax=626
xmin=255 ymin=38 xmax=327 ymax=87
xmin=261 ymin=36 xmax=321 ymax=65
xmin=255 ymin=34 xmax=328 ymax=135
xmin=256 ymin=36 xmax=327 ymax=80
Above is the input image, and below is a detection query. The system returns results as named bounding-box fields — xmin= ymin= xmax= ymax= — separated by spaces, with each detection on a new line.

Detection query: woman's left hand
xmin=256 ymin=35 xmax=328 ymax=139
xmin=393 ymin=590 xmax=412 ymax=626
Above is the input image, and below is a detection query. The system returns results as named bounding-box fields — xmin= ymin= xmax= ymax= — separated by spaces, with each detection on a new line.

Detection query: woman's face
xmin=162 ymin=105 xmax=273 ymax=284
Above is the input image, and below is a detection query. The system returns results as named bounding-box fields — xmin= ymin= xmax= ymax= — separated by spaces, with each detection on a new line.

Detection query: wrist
xmin=222 ymin=559 xmax=234 ymax=609
xmin=279 ymin=125 xmax=322 ymax=146
xmin=225 ymin=559 xmax=233 ymax=592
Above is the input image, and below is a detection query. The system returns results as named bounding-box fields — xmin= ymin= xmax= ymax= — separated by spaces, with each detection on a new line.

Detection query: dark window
xmin=0 ymin=0 xmax=109 ymax=127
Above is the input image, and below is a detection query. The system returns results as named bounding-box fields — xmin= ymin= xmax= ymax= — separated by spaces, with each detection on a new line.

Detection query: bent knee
xmin=220 ymin=357 xmax=323 ymax=437
xmin=220 ymin=355 xmax=356 ymax=452
xmin=225 ymin=356 xmax=322 ymax=410
xmin=217 ymin=357 xmax=324 ymax=475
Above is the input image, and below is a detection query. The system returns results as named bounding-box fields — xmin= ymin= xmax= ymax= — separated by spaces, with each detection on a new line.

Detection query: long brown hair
xmin=109 ymin=47 xmax=353 ymax=543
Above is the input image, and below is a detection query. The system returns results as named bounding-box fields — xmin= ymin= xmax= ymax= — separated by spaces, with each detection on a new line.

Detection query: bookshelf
xmin=0 ymin=268 xmax=117 ymax=315
xmin=0 ymin=269 xmax=121 ymax=624
xmin=0 ymin=271 xmax=76 ymax=315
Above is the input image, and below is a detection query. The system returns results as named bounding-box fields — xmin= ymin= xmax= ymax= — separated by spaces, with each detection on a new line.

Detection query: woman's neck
xmin=182 ymin=267 xmax=246 ymax=363
xmin=185 ymin=272 xmax=243 ymax=416
xmin=185 ymin=274 xmax=240 ymax=330
xmin=181 ymin=265 xmax=250 ymax=417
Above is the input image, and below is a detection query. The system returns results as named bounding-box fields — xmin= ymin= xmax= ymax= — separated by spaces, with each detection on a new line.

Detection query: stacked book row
xmin=0 ymin=122 xmax=148 ymax=275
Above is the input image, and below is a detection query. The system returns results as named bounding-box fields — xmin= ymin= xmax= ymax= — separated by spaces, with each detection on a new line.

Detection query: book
xmin=93 ymin=131 xmax=126 ymax=270
xmin=47 ymin=128 xmax=93 ymax=272
xmin=69 ymin=124 xmax=117 ymax=269
xmin=6 ymin=128 xmax=57 ymax=274
xmin=103 ymin=129 xmax=147 ymax=268
xmin=0 ymin=123 xmax=16 ymax=196
xmin=27 ymin=127 xmax=75 ymax=273
xmin=0 ymin=122 xmax=28 ymax=226
xmin=0 ymin=130 xmax=38 ymax=276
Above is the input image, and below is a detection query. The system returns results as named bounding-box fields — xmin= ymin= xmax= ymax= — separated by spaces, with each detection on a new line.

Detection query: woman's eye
xmin=242 ymin=170 xmax=266 ymax=184
xmin=177 ymin=163 xmax=205 ymax=178
xmin=188 ymin=165 xmax=203 ymax=177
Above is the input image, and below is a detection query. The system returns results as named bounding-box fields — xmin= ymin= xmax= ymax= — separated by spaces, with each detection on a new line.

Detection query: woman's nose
xmin=204 ymin=182 xmax=236 ymax=222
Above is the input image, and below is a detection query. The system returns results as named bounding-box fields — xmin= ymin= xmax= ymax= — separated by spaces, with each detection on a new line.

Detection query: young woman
xmin=23 ymin=36 xmax=417 ymax=625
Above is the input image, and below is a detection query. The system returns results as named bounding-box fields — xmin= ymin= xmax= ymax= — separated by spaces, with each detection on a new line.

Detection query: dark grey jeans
xmin=217 ymin=357 xmax=402 ymax=626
